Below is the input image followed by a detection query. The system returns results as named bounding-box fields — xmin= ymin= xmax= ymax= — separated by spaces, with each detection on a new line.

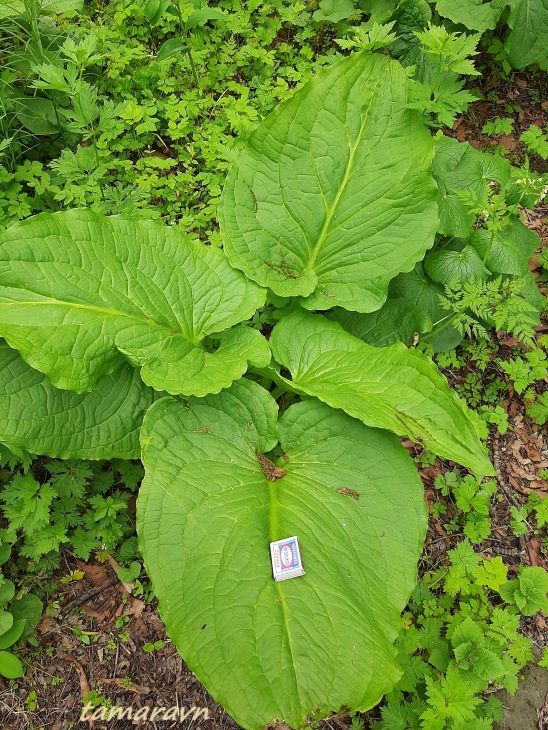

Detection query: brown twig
xmin=61 ymin=574 xmax=118 ymax=617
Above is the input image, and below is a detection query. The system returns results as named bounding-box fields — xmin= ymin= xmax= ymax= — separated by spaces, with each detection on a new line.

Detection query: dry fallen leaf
xmin=499 ymin=134 xmax=516 ymax=151
xmin=526 ymin=535 xmax=544 ymax=568
xmin=77 ymin=561 xmax=108 ymax=586
xmin=60 ymin=652 xmax=93 ymax=728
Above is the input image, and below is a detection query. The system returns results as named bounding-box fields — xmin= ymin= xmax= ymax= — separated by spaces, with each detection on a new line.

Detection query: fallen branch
xmin=61 ymin=574 xmax=118 ymax=617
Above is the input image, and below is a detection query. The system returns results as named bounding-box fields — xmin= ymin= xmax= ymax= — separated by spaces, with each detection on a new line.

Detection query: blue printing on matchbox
xmin=276 ymin=539 xmax=299 ymax=571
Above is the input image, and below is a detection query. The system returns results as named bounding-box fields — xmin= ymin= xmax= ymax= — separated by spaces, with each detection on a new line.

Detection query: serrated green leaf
xmin=0 ymin=0 xmax=24 ymax=18
xmin=424 ymin=244 xmax=484 ymax=285
xmin=220 ymin=52 xmax=438 ymax=313
xmin=501 ymin=567 xmax=548 ymax=615
xmin=505 ymin=0 xmax=548 ymax=69
xmin=470 ymin=217 xmax=540 ymax=276
xmin=436 ymin=0 xmax=507 ymax=34
xmin=138 ymin=379 xmax=426 ymax=729
xmin=451 ymin=616 xmax=484 ymax=649
xmin=326 ymin=298 xmax=432 ymax=347
xmin=0 ymin=210 xmax=266 ymax=397
xmin=270 ymin=311 xmax=493 ymax=476
xmin=0 ymin=342 xmax=157 ymax=459
xmin=429 ymin=638 xmax=450 ymax=672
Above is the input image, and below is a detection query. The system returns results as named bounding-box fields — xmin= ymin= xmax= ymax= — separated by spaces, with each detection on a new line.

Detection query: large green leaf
xmin=436 ymin=0 xmax=507 ymax=33
xmin=0 ymin=342 xmax=156 ymax=459
xmin=270 ymin=311 xmax=493 ymax=476
xmin=505 ymin=0 xmax=548 ymax=69
xmin=0 ymin=210 xmax=267 ymax=397
xmin=389 ymin=0 xmax=432 ymax=64
xmin=0 ymin=0 xmax=82 ymax=18
xmin=219 ymin=52 xmax=438 ymax=313
xmin=138 ymin=379 xmax=426 ymax=729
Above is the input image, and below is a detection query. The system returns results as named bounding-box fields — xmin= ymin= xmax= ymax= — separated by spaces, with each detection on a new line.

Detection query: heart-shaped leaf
xmin=326 ymin=298 xmax=432 ymax=347
xmin=14 ymin=96 xmax=59 ymax=135
xmin=470 ymin=216 xmax=540 ymax=276
xmin=270 ymin=310 xmax=493 ymax=476
xmin=0 ymin=341 xmax=157 ymax=459
xmin=0 ymin=210 xmax=267 ymax=397
xmin=219 ymin=52 xmax=438 ymax=313
xmin=138 ymin=378 xmax=426 ymax=729
xmin=433 ymin=136 xmax=510 ymax=239
xmin=389 ymin=265 xmax=463 ymax=352
xmin=424 ymin=244 xmax=484 ymax=285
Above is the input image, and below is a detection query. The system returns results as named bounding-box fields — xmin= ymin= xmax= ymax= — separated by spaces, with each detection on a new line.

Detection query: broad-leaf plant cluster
xmin=0 ymin=49 xmax=491 ymax=727
xmin=0 ymin=23 xmax=545 ymax=728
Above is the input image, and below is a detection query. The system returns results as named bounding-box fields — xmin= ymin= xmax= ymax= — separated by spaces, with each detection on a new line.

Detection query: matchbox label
xmin=270 ymin=536 xmax=305 ymax=581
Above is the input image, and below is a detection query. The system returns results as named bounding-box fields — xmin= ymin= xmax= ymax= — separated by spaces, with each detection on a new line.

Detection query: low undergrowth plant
xmin=0 ymin=49 xmax=500 ymax=728
xmin=0 ymin=455 xmax=143 ymax=569
xmin=520 ymin=124 xmax=548 ymax=160
xmin=0 ymin=538 xmax=42 ymax=679
xmin=372 ymin=541 xmax=543 ymax=730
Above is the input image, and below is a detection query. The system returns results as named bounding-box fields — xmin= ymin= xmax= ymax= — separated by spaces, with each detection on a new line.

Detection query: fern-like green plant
xmin=0 ymin=51 xmax=495 ymax=729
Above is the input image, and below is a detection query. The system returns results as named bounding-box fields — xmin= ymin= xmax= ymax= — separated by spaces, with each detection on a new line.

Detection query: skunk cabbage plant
xmin=0 ymin=51 xmax=493 ymax=729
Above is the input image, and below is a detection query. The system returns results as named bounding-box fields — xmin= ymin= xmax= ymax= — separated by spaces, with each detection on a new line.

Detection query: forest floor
xmin=0 ymin=66 xmax=548 ymax=730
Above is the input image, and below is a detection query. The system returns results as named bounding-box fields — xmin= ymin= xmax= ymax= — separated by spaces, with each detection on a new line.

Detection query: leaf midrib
xmin=0 ymin=298 xmax=202 ymax=347
xmin=306 ymin=72 xmax=381 ymax=271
